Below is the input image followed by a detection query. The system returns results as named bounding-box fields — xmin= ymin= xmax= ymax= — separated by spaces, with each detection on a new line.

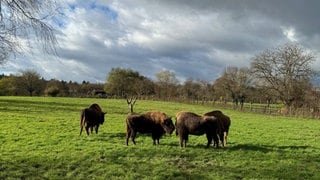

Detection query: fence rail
xmin=186 ymin=100 xmax=320 ymax=119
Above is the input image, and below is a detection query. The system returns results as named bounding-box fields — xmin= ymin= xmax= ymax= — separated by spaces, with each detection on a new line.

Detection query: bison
xmin=80 ymin=103 xmax=106 ymax=135
xmin=203 ymin=110 xmax=231 ymax=147
xmin=175 ymin=111 xmax=219 ymax=148
xmin=126 ymin=111 xmax=175 ymax=145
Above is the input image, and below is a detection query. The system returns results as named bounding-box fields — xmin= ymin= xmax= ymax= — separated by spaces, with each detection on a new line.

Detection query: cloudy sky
xmin=2 ymin=0 xmax=320 ymax=83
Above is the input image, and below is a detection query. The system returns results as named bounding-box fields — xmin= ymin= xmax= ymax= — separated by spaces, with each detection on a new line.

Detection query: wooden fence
xmin=188 ymin=100 xmax=320 ymax=119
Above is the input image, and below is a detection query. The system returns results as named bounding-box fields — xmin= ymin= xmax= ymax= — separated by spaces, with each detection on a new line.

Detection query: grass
xmin=0 ymin=96 xmax=320 ymax=179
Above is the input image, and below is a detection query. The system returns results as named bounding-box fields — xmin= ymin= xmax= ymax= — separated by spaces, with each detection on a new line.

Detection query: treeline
xmin=1 ymin=44 xmax=320 ymax=114
xmin=1 ymin=66 xmax=320 ymax=108
xmin=0 ymin=67 xmax=255 ymax=106
xmin=0 ymin=71 xmax=104 ymax=97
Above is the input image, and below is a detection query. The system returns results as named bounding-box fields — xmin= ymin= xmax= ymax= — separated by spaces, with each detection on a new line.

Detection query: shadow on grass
xmin=164 ymin=142 xmax=218 ymax=149
xmin=77 ymin=132 xmax=319 ymax=153
xmin=103 ymin=132 xmax=126 ymax=139
xmin=226 ymin=143 xmax=314 ymax=153
xmin=81 ymin=132 xmax=126 ymax=141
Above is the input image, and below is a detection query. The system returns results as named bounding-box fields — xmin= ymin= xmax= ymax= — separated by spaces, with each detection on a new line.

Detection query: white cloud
xmin=282 ymin=27 xmax=298 ymax=42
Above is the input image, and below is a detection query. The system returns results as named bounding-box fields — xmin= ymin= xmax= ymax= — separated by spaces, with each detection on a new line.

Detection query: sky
xmin=1 ymin=0 xmax=320 ymax=83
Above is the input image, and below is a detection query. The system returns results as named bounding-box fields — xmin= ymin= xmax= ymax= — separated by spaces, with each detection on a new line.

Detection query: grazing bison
xmin=126 ymin=111 xmax=175 ymax=145
xmin=175 ymin=111 xmax=219 ymax=148
xmin=80 ymin=103 xmax=106 ymax=135
xmin=204 ymin=110 xmax=231 ymax=147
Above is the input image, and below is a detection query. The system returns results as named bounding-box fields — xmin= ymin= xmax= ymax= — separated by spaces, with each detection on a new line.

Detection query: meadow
xmin=0 ymin=96 xmax=319 ymax=179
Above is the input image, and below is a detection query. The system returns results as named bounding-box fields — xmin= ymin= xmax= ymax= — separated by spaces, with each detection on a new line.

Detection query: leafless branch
xmin=0 ymin=0 xmax=59 ymax=64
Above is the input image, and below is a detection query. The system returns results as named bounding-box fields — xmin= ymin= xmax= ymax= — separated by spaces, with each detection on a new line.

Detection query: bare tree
xmin=214 ymin=66 xmax=252 ymax=109
xmin=126 ymin=97 xmax=137 ymax=113
xmin=155 ymin=70 xmax=179 ymax=100
xmin=251 ymin=44 xmax=316 ymax=109
xmin=181 ymin=78 xmax=200 ymax=102
xmin=0 ymin=0 xmax=59 ymax=64
xmin=181 ymin=78 xmax=214 ymax=104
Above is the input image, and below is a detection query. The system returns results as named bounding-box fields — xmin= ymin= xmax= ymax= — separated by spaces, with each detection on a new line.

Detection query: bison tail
xmin=174 ymin=120 xmax=178 ymax=136
xmin=80 ymin=110 xmax=85 ymax=125
xmin=80 ymin=110 xmax=86 ymax=135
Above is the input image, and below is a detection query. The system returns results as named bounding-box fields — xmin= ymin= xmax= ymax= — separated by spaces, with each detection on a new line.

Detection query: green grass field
xmin=1 ymin=96 xmax=319 ymax=179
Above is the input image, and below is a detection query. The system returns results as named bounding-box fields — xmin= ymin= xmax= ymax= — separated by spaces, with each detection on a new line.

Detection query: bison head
xmin=100 ymin=112 xmax=106 ymax=124
xmin=161 ymin=118 xmax=175 ymax=135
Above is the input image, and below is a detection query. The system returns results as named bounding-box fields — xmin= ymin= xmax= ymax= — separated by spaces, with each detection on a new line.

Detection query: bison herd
xmin=80 ymin=103 xmax=231 ymax=148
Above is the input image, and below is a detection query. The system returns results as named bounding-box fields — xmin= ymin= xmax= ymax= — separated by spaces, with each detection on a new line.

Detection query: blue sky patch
xmin=89 ymin=2 xmax=118 ymax=20
xmin=68 ymin=3 xmax=77 ymax=11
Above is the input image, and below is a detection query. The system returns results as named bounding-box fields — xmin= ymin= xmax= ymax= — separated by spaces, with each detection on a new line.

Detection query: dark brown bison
xmin=175 ymin=111 xmax=219 ymax=148
xmin=126 ymin=111 xmax=175 ymax=145
xmin=80 ymin=103 xmax=106 ymax=135
xmin=203 ymin=110 xmax=231 ymax=147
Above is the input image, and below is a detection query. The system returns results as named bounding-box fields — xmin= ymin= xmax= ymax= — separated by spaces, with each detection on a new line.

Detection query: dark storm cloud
xmin=2 ymin=0 xmax=320 ymax=83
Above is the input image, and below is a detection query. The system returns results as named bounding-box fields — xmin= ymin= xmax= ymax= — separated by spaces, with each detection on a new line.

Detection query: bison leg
xmin=126 ymin=128 xmax=132 ymax=146
xmin=80 ymin=125 xmax=84 ymax=136
xmin=183 ymin=134 xmax=188 ymax=147
xmin=183 ymin=139 xmax=187 ymax=147
xmin=80 ymin=111 xmax=84 ymax=136
xmin=180 ymin=133 xmax=188 ymax=147
xmin=80 ymin=116 xmax=86 ymax=136
xmin=152 ymin=138 xmax=160 ymax=145
xmin=224 ymin=131 xmax=228 ymax=146
xmin=179 ymin=137 xmax=183 ymax=147
xmin=214 ymin=134 xmax=222 ymax=148
xmin=206 ymin=133 xmax=213 ymax=148
xmin=131 ymin=131 xmax=137 ymax=145
xmin=90 ymin=126 xmax=94 ymax=134
xmin=152 ymin=134 xmax=160 ymax=145
xmin=217 ymin=131 xmax=224 ymax=147
xmin=213 ymin=133 xmax=219 ymax=148
xmin=126 ymin=136 xmax=129 ymax=146
xmin=213 ymin=136 xmax=221 ymax=147
xmin=95 ymin=125 xmax=100 ymax=134
xmin=85 ymin=125 xmax=90 ymax=135
xmin=220 ymin=132 xmax=225 ymax=147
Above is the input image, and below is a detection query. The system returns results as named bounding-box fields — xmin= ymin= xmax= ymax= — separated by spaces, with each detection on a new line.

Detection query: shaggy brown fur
xmin=126 ymin=111 xmax=175 ymax=145
xmin=175 ymin=111 xmax=219 ymax=148
xmin=89 ymin=103 xmax=102 ymax=112
xmin=204 ymin=110 xmax=231 ymax=147
xmin=80 ymin=104 xmax=106 ymax=135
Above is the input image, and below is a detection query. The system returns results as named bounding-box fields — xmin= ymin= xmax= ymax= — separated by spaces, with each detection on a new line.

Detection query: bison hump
xmin=89 ymin=103 xmax=102 ymax=112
